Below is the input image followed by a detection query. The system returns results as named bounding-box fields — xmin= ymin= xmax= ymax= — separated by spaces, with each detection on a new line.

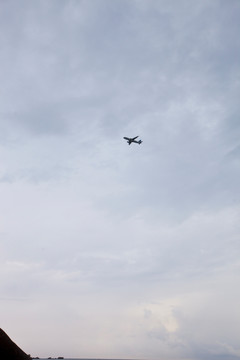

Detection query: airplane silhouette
xmin=123 ymin=136 xmax=142 ymax=145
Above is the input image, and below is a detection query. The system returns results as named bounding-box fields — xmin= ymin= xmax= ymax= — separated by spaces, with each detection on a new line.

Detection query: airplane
xmin=123 ymin=136 xmax=143 ymax=145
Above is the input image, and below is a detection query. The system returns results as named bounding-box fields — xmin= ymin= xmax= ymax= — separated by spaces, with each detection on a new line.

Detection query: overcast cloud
xmin=0 ymin=1 xmax=240 ymax=359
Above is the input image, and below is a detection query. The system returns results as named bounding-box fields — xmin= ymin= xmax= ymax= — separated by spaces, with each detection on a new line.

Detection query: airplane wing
xmin=132 ymin=136 xmax=139 ymax=140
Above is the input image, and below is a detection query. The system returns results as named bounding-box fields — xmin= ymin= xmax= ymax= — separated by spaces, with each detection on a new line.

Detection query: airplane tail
xmin=138 ymin=140 xmax=142 ymax=144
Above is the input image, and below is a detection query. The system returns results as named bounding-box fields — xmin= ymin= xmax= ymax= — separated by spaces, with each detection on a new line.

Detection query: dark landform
xmin=0 ymin=328 xmax=31 ymax=360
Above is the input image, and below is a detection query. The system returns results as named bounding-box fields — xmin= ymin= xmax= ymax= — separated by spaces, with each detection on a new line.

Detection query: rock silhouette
xmin=0 ymin=328 xmax=31 ymax=360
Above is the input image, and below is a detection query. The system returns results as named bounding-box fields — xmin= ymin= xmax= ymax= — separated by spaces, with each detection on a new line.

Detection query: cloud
xmin=0 ymin=1 xmax=239 ymax=359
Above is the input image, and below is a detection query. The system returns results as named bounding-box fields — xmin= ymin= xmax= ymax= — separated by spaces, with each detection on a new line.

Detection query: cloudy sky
xmin=0 ymin=1 xmax=240 ymax=359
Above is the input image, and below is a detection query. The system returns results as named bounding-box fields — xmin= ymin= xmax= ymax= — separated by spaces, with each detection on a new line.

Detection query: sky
xmin=0 ymin=0 xmax=240 ymax=359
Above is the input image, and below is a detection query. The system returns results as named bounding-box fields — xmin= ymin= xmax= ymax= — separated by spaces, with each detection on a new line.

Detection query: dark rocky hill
xmin=0 ymin=328 xmax=31 ymax=360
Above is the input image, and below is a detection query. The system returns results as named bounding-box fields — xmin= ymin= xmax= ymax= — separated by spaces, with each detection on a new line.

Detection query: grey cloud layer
xmin=0 ymin=1 xmax=240 ymax=359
